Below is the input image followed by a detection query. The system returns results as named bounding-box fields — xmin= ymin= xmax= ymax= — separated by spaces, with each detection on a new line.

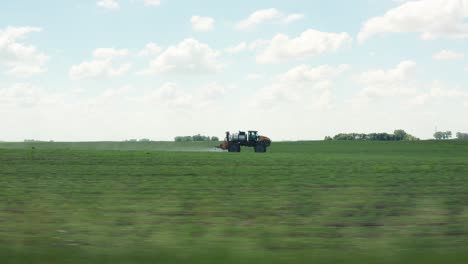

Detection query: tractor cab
xmin=248 ymin=131 xmax=258 ymax=143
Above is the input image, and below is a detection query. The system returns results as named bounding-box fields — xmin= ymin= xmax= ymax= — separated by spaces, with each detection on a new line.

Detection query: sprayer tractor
xmin=218 ymin=131 xmax=271 ymax=153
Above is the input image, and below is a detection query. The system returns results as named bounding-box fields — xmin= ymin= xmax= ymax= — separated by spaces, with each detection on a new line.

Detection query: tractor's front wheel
xmin=255 ymin=144 xmax=266 ymax=153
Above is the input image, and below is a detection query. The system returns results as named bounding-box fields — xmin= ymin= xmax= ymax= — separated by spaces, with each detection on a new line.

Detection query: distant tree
xmin=358 ymin=133 xmax=367 ymax=140
xmin=434 ymin=131 xmax=452 ymax=140
xmin=331 ymin=130 xmax=418 ymax=141
xmin=445 ymin=131 xmax=452 ymax=139
xmin=24 ymin=139 xmax=45 ymax=142
xmin=175 ymin=134 xmax=215 ymax=142
xmin=175 ymin=136 xmax=192 ymax=142
xmin=174 ymin=136 xmax=189 ymax=142
xmin=139 ymin=138 xmax=151 ymax=142
xmin=393 ymin=130 xmax=407 ymax=141
xmin=324 ymin=136 xmax=333 ymax=141
xmin=456 ymin=132 xmax=468 ymax=140
xmin=434 ymin=132 xmax=444 ymax=140
xmin=192 ymin=134 xmax=211 ymax=141
xmin=333 ymin=133 xmax=351 ymax=140
xmin=404 ymin=134 xmax=419 ymax=141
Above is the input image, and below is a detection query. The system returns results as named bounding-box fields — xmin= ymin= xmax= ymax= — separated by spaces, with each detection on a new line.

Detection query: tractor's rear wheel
xmin=255 ymin=144 xmax=266 ymax=153
xmin=228 ymin=144 xmax=236 ymax=152
xmin=228 ymin=143 xmax=240 ymax=152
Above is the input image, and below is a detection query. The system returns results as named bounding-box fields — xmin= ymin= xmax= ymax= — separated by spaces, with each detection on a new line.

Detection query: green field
xmin=1 ymin=141 xmax=468 ymax=263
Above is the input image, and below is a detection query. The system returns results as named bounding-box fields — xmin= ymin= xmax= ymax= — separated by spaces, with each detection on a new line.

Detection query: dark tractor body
xmin=221 ymin=131 xmax=271 ymax=153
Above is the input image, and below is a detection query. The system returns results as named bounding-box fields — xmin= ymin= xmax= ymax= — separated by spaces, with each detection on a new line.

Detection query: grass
xmin=1 ymin=140 xmax=468 ymax=263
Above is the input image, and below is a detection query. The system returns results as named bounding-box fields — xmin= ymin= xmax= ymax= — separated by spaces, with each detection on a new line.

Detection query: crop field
xmin=1 ymin=141 xmax=468 ymax=264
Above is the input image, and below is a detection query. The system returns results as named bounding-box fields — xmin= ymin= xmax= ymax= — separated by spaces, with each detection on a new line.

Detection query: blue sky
xmin=1 ymin=0 xmax=468 ymax=141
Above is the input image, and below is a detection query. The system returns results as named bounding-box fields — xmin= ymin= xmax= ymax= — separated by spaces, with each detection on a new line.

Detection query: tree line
xmin=174 ymin=134 xmax=220 ymax=142
xmin=456 ymin=133 xmax=468 ymax=140
xmin=124 ymin=139 xmax=152 ymax=142
xmin=434 ymin=131 xmax=468 ymax=140
xmin=325 ymin=130 xmax=419 ymax=141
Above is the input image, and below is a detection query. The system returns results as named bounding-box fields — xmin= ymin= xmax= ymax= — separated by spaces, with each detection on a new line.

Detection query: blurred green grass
xmin=1 ymin=141 xmax=468 ymax=263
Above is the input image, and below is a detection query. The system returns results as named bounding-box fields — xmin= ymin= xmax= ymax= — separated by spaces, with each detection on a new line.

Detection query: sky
xmin=1 ymin=0 xmax=468 ymax=141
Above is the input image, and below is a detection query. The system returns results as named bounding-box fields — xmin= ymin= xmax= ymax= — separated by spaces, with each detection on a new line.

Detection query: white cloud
xmin=198 ymin=83 xmax=226 ymax=102
xmin=352 ymin=61 xmax=419 ymax=105
xmin=0 ymin=83 xmax=40 ymax=107
xmin=433 ymin=50 xmax=464 ymax=61
xmin=358 ymin=0 xmax=468 ymax=43
xmin=246 ymin=73 xmax=263 ymax=80
xmin=352 ymin=61 xmax=468 ymax=106
xmin=256 ymin=81 xmax=334 ymax=110
xmin=0 ymin=83 xmax=59 ymax=108
xmin=69 ymin=48 xmax=131 ymax=80
xmin=97 ymin=0 xmax=120 ymax=9
xmin=143 ymin=0 xmax=160 ymax=6
xmin=278 ymin=64 xmax=350 ymax=83
xmin=254 ymin=64 xmax=348 ymax=109
xmin=0 ymin=26 xmax=48 ymax=77
xmin=139 ymin=42 xmax=162 ymax=56
xmin=255 ymin=29 xmax=352 ymax=64
xmin=93 ymin=48 xmax=128 ymax=59
xmin=427 ymin=82 xmax=468 ymax=98
xmin=236 ymin=8 xmax=304 ymax=30
xmin=413 ymin=81 xmax=468 ymax=105
xmin=248 ymin=39 xmax=269 ymax=50
xmin=225 ymin=42 xmax=247 ymax=54
xmin=282 ymin=14 xmax=305 ymax=24
xmin=191 ymin=16 xmax=215 ymax=32
xmin=154 ymin=82 xmax=192 ymax=107
xmin=140 ymin=38 xmax=222 ymax=75
xmin=84 ymin=85 xmax=132 ymax=109
xmin=236 ymin=8 xmax=281 ymax=30
xmin=133 ymin=82 xmax=226 ymax=108
xmin=355 ymin=60 xmax=417 ymax=87
xmin=465 ymin=67 xmax=468 ymax=72
xmin=102 ymin=85 xmax=131 ymax=98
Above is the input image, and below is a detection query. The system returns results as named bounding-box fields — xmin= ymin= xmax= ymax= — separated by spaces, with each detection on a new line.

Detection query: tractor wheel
xmin=228 ymin=144 xmax=236 ymax=152
xmin=255 ymin=144 xmax=266 ymax=153
xmin=229 ymin=144 xmax=240 ymax=153
xmin=236 ymin=144 xmax=240 ymax=152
